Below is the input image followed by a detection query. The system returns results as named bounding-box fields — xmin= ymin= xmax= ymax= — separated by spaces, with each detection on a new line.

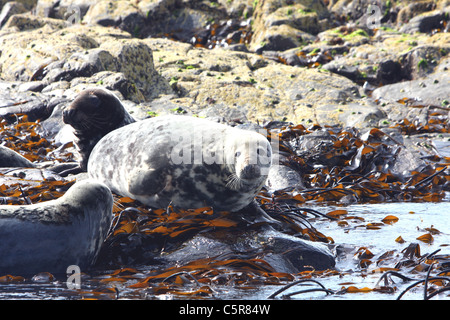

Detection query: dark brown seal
xmin=62 ymin=88 xmax=135 ymax=174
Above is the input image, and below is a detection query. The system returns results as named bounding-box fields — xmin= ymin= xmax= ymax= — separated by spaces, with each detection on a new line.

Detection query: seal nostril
xmin=63 ymin=108 xmax=75 ymax=122
xmin=241 ymin=164 xmax=261 ymax=179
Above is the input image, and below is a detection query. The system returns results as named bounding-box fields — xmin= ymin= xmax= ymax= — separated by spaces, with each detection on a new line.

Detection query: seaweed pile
xmin=263 ymin=120 xmax=449 ymax=205
xmin=0 ymin=115 xmax=449 ymax=299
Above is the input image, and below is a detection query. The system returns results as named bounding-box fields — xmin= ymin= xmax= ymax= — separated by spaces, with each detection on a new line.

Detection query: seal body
xmin=62 ymin=88 xmax=135 ymax=172
xmin=0 ymin=145 xmax=34 ymax=168
xmin=0 ymin=179 xmax=113 ymax=275
xmin=88 ymin=115 xmax=272 ymax=212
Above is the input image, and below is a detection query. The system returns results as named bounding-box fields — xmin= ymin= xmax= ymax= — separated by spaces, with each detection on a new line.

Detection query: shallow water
xmin=0 ymin=198 xmax=448 ymax=300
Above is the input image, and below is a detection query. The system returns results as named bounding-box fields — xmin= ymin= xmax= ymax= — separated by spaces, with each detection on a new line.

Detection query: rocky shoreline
xmin=0 ymin=0 xmax=448 ymax=183
xmin=0 ymin=2 xmax=447 ymax=129
xmin=0 ymin=0 xmax=448 ymax=283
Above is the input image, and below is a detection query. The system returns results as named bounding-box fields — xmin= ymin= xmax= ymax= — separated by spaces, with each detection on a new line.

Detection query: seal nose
xmin=241 ymin=164 xmax=261 ymax=180
xmin=62 ymin=108 xmax=76 ymax=124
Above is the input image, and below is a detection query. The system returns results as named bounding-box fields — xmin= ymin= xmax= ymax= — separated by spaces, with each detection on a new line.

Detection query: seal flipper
xmin=127 ymin=167 xmax=168 ymax=196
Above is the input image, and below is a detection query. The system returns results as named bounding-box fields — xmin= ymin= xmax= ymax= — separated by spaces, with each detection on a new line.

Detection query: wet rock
xmin=0 ymin=168 xmax=66 ymax=186
xmin=36 ymin=100 xmax=70 ymax=141
xmin=260 ymin=229 xmax=335 ymax=272
xmin=432 ymin=139 xmax=450 ymax=158
xmin=163 ymin=226 xmax=335 ymax=273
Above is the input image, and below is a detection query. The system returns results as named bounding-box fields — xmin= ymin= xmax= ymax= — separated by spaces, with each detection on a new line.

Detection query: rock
xmin=42 ymin=49 xmax=118 ymax=83
xmin=399 ymin=45 xmax=448 ymax=80
xmin=147 ymin=36 xmax=370 ymax=125
xmin=35 ymin=0 xmax=97 ymax=20
xmin=0 ymin=89 xmax=55 ymax=122
xmin=162 ymin=226 xmax=335 ymax=273
xmin=0 ymin=168 xmax=65 ymax=186
xmin=84 ymin=0 xmax=146 ymax=35
xmin=0 ymin=0 xmax=37 ymax=11
xmin=0 ymin=1 xmax=28 ymax=27
xmin=372 ymin=71 xmax=450 ymax=108
xmin=400 ymin=9 xmax=447 ymax=33
xmin=250 ymin=0 xmax=329 ymax=52
xmin=1 ymin=12 xmax=67 ymax=31
xmin=36 ymin=100 xmax=70 ymax=141
xmin=376 ymin=59 xmax=403 ymax=84
xmin=322 ymin=61 xmax=362 ymax=83
xmin=260 ymin=228 xmax=335 ymax=272
xmin=0 ymin=21 xmax=172 ymax=100
xmin=99 ymin=39 xmax=172 ymax=99
xmin=252 ymin=24 xmax=315 ymax=54
xmin=432 ymin=139 xmax=450 ymax=158
xmin=336 ymin=103 xmax=387 ymax=129
xmin=397 ymin=1 xmax=438 ymax=25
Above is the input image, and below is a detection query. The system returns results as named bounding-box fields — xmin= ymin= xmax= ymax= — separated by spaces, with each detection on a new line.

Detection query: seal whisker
xmin=226 ymin=173 xmax=242 ymax=190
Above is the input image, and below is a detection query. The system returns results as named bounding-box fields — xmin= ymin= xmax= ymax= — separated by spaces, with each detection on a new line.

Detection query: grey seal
xmin=0 ymin=179 xmax=113 ymax=275
xmin=0 ymin=145 xmax=34 ymax=168
xmin=88 ymin=115 xmax=272 ymax=212
xmin=62 ymin=88 xmax=135 ymax=174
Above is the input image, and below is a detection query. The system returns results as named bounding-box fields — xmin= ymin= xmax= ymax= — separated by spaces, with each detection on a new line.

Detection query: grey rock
xmin=399 ymin=45 xmax=448 ymax=80
xmin=163 ymin=226 xmax=335 ymax=273
xmin=0 ymin=1 xmax=27 ymax=27
xmin=372 ymin=71 xmax=450 ymax=107
xmin=432 ymin=139 xmax=450 ymax=158
xmin=399 ymin=10 xmax=447 ymax=34
xmin=43 ymin=49 xmax=118 ymax=83
xmin=0 ymin=91 xmax=54 ymax=122
xmin=377 ymin=59 xmax=403 ymax=84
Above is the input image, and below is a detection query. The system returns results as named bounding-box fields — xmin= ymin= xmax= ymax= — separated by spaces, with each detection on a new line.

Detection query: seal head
xmin=62 ymin=88 xmax=135 ymax=172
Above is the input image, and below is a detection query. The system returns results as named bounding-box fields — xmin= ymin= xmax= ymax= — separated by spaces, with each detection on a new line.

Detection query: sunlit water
xmin=0 ymin=197 xmax=448 ymax=300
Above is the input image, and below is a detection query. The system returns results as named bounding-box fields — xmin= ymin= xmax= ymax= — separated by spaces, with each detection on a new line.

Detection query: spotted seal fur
xmin=62 ymin=88 xmax=135 ymax=174
xmin=0 ymin=179 xmax=113 ymax=275
xmin=88 ymin=115 xmax=272 ymax=212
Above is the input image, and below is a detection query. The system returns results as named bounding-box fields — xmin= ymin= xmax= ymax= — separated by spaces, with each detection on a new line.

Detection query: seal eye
xmin=235 ymin=151 xmax=241 ymax=157
xmin=85 ymin=94 xmax=101 ymax=108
